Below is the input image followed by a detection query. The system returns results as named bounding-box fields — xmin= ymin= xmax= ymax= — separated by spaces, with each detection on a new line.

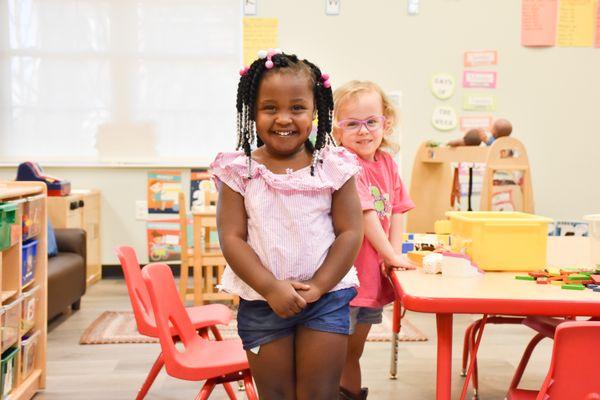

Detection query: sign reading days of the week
xmin=463 ymin=70 xmax=497 ymax=89
xmin=432 ymin=106 xmax=458 ymax=131
xmin=430 ymin=73 xmax=456 ymax=100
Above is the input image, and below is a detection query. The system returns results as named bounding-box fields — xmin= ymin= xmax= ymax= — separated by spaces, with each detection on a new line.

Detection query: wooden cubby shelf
xmin=0 ymin=181 xmax=47 ymax=400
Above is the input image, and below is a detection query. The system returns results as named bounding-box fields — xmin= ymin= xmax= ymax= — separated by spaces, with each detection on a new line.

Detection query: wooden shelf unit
xmin=0 ymin=181 xmax=48 ymax=400
xmin=407 ymin=137 xmax=534 ymax=233
xmin=47 ymin=189 xmax=101 ymax=286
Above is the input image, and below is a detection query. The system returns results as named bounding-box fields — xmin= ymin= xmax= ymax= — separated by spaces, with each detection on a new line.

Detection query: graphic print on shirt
xmin=370 ymin=186 xmax=391 ymax=219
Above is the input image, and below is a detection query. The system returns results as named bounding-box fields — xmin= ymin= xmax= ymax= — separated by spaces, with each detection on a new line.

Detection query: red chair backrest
xmin=538 ymin=321 xmax=600 ymax=399
xmin=141 ymin=262 xmax=203 ymax=376
xmin=114 ymin=246 xmax=158 ymax=336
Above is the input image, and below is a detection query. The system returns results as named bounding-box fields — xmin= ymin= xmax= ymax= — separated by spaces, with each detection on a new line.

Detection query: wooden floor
xmin=37 ymin=279 xmax=554 ymax=399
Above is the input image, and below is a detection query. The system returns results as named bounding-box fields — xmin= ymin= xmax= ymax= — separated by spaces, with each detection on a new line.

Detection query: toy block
xmin=551 ymin=280 xmax=563 ymax=286
xmin=545 ymin=267 xmax=562 ymax=276
xmin=591 ymin=275 xmax=600 ymax=284
xmin=536 ymin=278 xmax=549 ymax=284
xmin=562 ymin=284 xmax=585 ymax=290
xmin=529 ymin=271 xmax=550 ymax=278
xmin=515 ymin=275 xmax=535 ymax=281
xmin=567 ymin=274 xmax=589 ymax=281
xmin=402 ymin=242 xmax=415 ymax=254
xmin=407 ymin=250 xmax=432 ymax=267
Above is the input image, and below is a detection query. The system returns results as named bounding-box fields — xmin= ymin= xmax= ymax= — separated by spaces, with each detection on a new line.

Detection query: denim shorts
xmin=237 ymin=287 xmax=357 ymax=350
xmin=349 ymin=306 xmax=384 ymax=334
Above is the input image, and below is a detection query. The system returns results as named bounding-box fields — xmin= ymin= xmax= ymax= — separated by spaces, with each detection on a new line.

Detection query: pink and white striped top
xmin=209 ymin=145 xmax=361 ymax=301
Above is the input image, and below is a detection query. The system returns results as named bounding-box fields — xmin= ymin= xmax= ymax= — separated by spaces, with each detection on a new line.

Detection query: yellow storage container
xmin=446 ymin=211 xmax=552 ymax=271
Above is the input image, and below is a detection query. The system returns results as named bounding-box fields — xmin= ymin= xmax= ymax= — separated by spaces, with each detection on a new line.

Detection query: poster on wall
xmin=190 ymin=169 xmax=215 ymax=209
xmin=464 ymin=50 xmax=497 ymax=67
xmin=408 ymin=0 xmax=420 ymax=15
xmin=147 ymin=170 xmax=181 ymax=214
xmin=463 ymin=71 xmax=497 ymax=89
xmin=463 ymin=94 xmax=497 ymax=111
xmin=521 ymin=0 xmax=558 ymax=47
xmin=557 ymin=0 xmax=595 ymax=47
xmin=459 ymin=115 xmax=493 ymax=131
xmin=243 ymin=0 xmax=257 ymax=15
xmin=431 ymin=106 xmax=458 ymax=131
xmin=595 ymin=0 xmax=600 ymax=48
xmin=243 ymin=18 xmax=278 ymax=66
xmin=326 ymin=0 xmax=341 ymax=15
xmin=146 ymin=220 xmax=181 ymax=262
xmin=430 ymin=74 xmax=455 ymax=99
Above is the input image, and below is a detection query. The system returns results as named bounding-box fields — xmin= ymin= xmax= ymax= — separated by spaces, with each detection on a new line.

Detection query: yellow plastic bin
xmin=21 ymin=285 xmax=40 ymax=335
xmin=0 ymin=347 xmax=18 ymax=399
xmin=0 ymin=297 xmax=23 ymax=352
xmin=20 ymin=330 xmax=40 ymax=380
xmin=446 ymin=211 xmax=553 ymax=271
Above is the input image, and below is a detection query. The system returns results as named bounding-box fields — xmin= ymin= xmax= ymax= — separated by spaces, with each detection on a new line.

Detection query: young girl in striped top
xmin=210 ymin=50 xmax=364 ymax=399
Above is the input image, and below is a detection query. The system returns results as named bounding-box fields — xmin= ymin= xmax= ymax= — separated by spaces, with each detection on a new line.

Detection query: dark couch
xmin=48 ymin=228 xmax=87 ymax=321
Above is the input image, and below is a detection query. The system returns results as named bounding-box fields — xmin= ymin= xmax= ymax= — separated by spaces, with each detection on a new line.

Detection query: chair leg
xmin=179 ymin=262 xmax=189 ymax=302
xmin=243 ymin=371 xmax=259 ymax=400
xmin=196 ymin=379 xmax=217 ymax=400
xmin=469 ymin=319 xmax=487 ymax=398
xmin=389 ymin=299 xmax=401 ymax=379
xmin=136 ymin=352 xmax=164 ymax=400
xmin=509 ymin=333 xmax=546 ymax=392
xmin=460 ymin=315 xmax=487 ymax=400
xmin=461 ymin=321 xmax=477 ymax=377
xmin=223 ymin=382 xmax=238 ymax=400
xmin=209 ymin=325 xmax=223 ymax=341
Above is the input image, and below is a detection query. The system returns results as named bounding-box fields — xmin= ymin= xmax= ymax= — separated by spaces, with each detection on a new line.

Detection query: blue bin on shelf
xmin=21 ymin=240 xmax=38 ymax=286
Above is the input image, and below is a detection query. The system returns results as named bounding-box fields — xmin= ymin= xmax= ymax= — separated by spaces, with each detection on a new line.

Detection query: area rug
xmin=80 ymin=306 xmax=427 ymax=345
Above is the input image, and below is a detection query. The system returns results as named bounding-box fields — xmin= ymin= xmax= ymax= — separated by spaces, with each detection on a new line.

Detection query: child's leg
xmin=340 ymin=323 xmax=372 ymax=396
xmin=246 ymin=334 xmax=296 ymax=400
xmin=295 ymin=326 xmax=348 ymax=400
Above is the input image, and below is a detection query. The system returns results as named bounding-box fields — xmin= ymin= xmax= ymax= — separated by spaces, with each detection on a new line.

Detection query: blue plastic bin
xmin=21 ymin=240 xmax=38 ymax=286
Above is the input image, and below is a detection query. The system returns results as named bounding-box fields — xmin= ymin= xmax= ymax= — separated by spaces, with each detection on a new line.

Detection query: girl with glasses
xmin=333 ymin=81 xmax=415 ymax=400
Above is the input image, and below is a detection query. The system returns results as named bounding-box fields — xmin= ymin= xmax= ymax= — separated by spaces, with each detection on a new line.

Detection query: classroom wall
xmin=1 ymin=0 xmax=599 ymax=264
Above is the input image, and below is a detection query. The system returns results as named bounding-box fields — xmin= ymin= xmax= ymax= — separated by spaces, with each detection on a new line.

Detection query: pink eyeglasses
xmin=336 ymin=115 xmax=386 ymax=133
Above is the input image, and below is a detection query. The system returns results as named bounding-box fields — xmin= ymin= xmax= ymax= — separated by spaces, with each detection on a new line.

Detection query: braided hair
xmin=235 ymin=52 xmax=335 ymax=177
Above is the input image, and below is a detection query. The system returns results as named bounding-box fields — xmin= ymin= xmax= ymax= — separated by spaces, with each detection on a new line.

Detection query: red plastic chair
xmin=142 ymin=262 xmax=258 ymax=400
xmin=115 ymin=246 xmax=233 ymax=400
xmin=507 ymin=321 xmax=600 ymax=400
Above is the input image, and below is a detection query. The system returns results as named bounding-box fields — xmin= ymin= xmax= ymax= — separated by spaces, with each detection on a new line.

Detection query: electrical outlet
xmin=135 ymin=200 xmax=148 ymax=220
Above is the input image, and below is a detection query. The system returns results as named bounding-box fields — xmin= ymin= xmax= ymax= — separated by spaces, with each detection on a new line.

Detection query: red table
xmin=390 ymin=270 xmax=600 ymax=399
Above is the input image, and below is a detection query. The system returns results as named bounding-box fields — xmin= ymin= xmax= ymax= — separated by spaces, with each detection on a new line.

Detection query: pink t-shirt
xmin=209 ymin=145 xmax=361 ymax=301
xmin=351 ymin=150 xmax=415 ymax=308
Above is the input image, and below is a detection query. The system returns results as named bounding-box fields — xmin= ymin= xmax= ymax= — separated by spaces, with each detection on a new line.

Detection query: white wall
xmin=2 ymin=0 xmax=599 ymax=264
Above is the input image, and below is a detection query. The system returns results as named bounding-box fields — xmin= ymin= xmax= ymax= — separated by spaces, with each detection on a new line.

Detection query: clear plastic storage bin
xmin=0 ymin=347 xmax=18 ymax=399
xmin=21 ymin=239 xmax=38 ymax=286
xmin=0 ymin=203 xmax=18 ymax=251
xmin=20 ymin=331 xmax=40 ymax=380
xmin=0 ymin=297 xmax=23 ymax=352
xmin=22 ymin=195 xmax=44 ymax=241
xmin=21 ymin=286 xmax=40 ymax=334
